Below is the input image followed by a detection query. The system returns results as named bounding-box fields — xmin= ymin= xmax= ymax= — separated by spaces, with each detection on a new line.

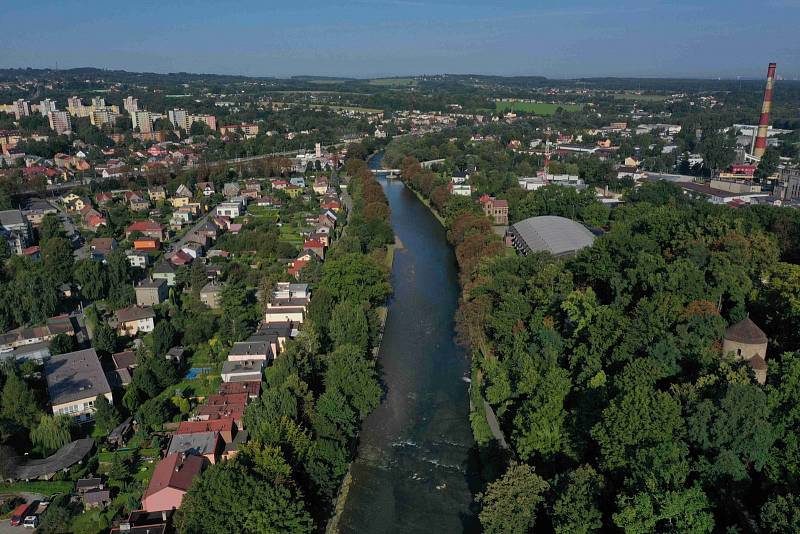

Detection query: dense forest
xmin=394 ymin=141 xmax=800 ymax=532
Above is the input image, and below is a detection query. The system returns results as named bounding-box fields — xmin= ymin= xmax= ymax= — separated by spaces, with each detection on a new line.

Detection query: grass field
xmin=613 ymin=92 xmax=669 ymax=102
xmin=494 ymin=101 xmax=582 ymax=114
xmin=369 ymin=77 xmax=417 ymax=87
xmin=0 ymin=480 xmax=74 ymax=496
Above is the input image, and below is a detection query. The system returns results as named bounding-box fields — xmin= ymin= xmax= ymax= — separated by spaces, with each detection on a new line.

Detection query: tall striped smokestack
xmin=753 ymin=62 xmax=777 ymax=159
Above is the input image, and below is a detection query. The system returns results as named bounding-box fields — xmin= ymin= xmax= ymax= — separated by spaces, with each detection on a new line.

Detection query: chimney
xmin=753 ymin=62 xmax=777 ymax=159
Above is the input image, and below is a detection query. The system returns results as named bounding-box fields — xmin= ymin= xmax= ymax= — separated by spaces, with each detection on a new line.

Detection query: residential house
xmin=90 ymin=237 xmax=117 ymax=262
xmin=133 ymin=238 xmax=160 ymax=252
xmin=222 ymin=182 xmax=241 ymax=198
xmin=152 ymin=261 xmax=177 ymax=286
xmin=215 ymin=201 xmax=242 ymax=218
xmin=116 ymin=306 xmax=156 ymax=336
xmin=45 ymin=348 xmax=113 ymax=422
xmin=169 ymin=195 xmax=191 ymax=209
xmin=141 ymin=453 xmax=205 ymax=512
xmin=0 ymin=209 xmax=31 ymax=254
xmin=175 ymin=184 xmax=193 ymax=198
xmin=135 ymin=278 xmax=168 ymax=306
xmin=23 ymin=198 xmax=58 ymax=226
xmin=125 ymin=220 xmax=164 ymax=241
xmin=95 ymin=191 xmax=113 ymax=206
xmin=313 ymin=176 xmax=329 ymax=195
xmin=303 ymin=239 xmax=325 ymax=260
xmin=110 ymin=350 xmax=137 ymax=387
xmin=167 ymin=431 xmax=221 ymax=465
xmin=126 ymin=249 xmax=152 ymax=269
xmin=289 ymin=177 xmax=306 ymax=188
xmin=109 ymin=510 xmax=173 ymax=534
xmin=320 ymin=198 xmax=341 ymax=212
xmin=479 ymin=195 xmax=509 ymax=225
xmin=176 ymin=419 xmax=236 ymax=444
xmin=0 ymin=314 xmax=78 ymax=352
xmin=221 ymin=359 xmax=265 ymax=383
xmin=285 ymin=185 xmax=302 ymax=198
xmin=200 ymin=282 xmax=223 ymax=309
xmin=148 ymin=186 xmax=166 ymax=202
xmin=181 ymin=242 xmax=204 ymax=259
xmin=219 ymin=380 xmax=261 ymax=400
xmin=81 ymin=207 xmax=107 ymax=231
xmin=197 ymin=182 xmax=215 ymax=196
xmin=449 ymin=183 xmax=472 ymax=196
xmin=228 ymin=340 xmax=271 ymax=362
xmin=169 ymin=249 xmax=193 ymax=266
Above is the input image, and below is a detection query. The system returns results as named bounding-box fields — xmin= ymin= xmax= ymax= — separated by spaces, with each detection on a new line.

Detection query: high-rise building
xmin=48 ymin=110 xmax=72 ymax=134
xmin=39 ymin=98 xmax=57 ymax=116
xmin=12 ymin=99 xmax=30 ymax=119
xmin=188 ymin=114 xmax=217 ymax=132
xmin=91 ymin=108 xmax=119 ymax=127
xmin=124 ymin=96 xmax=139 ymax=114
xmin=168 ymin=109 xmax=189 ymax=131
xmin=91 ymin=97 xmax=106 ymax=109
xmin=132 ymin=110 xmax=153 ymax=133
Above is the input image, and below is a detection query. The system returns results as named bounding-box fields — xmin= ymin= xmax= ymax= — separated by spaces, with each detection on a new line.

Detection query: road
xmin=52 ymin=202 xmax=88 ymax=260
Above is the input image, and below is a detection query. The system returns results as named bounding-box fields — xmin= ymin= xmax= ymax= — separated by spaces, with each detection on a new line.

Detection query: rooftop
xmin=143 ymin=453 xmax=204 ymax=500
xmin=116 ymin=305 xmax=155 ymax=323
xmin=45 ymin=348 xmax=111 ymax=406
xmin=725 ymin=317 xmax=768 ymax=345
xmin=167 ymin=430 xmax=219 ymax=457
xmin=509 ymin=215 xmax=595 ymax=257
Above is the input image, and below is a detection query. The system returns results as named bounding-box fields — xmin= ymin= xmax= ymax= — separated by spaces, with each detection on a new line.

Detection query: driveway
xmin=0 ymin=493 xmax=43 ymax=534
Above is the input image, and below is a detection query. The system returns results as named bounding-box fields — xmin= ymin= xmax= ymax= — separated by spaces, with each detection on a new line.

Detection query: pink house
xmin=141 ymin=453 xmax=205 ymax=512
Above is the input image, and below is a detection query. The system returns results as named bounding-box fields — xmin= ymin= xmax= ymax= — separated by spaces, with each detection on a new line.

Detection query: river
xmin=337 ymin=154 xmax=479 ymax=533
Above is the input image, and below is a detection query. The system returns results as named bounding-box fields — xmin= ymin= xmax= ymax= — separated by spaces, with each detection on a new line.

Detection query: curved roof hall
xmin=509 ymin=215 xmax=595 ymax=257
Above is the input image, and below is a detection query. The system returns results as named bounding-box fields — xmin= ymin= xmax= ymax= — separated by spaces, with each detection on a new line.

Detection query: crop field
xmin=494 ymin=101 xmax=582 ymax=114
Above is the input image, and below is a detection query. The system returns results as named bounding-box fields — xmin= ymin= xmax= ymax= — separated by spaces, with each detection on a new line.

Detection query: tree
xmin=74 ymin=258 xmax=108 ymax=301
xmin=324 ymin=344 xmax=381 ymax=420
xmin=178 ymin=446 xmax=312 ymax=534
xmin=761 ymin=493 xmax=800 ymax=533
xmin=152 ymin=320 xmax=176 ymax=357
xmin=328 ymin=299 xmax=369 ymax=352
xmin=1 ymin=371 xmax=41 ymax=429
xmin=477 ymin=463 xmax=549 ymax=534
xmin=30 ymin=414 xmax=72 ymax=454
xmin=49 ymin=333 xmax=77 ymax=355
xmin=106 ymin=249 xmax=134 ymax=308
xmin=552 ymin=465 xmax=605 ymax=534
xmin=93 ymin=322 xmax=117 ymax=355
xmin=319 ymin=253 xmax=391 ymax=306
xmin=136 ymin=397 xmax=174 ymax=430
xmin=39 ymin=214 xmax=63 ymax=241
xmin=93 ymin=394 xmax=120 ymax=437
xmin=41 ymin=237 xmax=74 ymax=285
xmin=220 ymin=280 xmax=255 ymax=342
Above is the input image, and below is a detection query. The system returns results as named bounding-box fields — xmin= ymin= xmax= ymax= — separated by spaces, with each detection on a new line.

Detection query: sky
xmin=2 ymin=0 xmax=799 ymax=79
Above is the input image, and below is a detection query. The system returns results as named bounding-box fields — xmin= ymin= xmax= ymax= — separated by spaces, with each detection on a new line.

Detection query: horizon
xmin=2 ymin=0 xmax=799 ymax=80
xmin=1 ymin=65 xmax=797 ymax=83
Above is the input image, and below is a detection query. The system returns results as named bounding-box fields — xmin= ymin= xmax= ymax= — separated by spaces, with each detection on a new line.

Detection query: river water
xmin=337 ymin=155 xmax=479 ymax=533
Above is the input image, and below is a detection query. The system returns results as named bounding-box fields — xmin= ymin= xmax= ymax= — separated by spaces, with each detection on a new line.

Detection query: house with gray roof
xmin=45 ymin=348 xmax=112 ymax=422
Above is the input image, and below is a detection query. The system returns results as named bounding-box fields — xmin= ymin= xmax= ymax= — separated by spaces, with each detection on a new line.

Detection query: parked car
xmin=23 ymin=515 xmax=39 ymax=528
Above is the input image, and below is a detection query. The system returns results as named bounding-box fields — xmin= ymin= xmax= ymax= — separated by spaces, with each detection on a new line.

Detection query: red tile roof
xmin=176 ymin=419 xmax=235 ymax=435
xmin=143 ymin=453 xmax=204 ymax=500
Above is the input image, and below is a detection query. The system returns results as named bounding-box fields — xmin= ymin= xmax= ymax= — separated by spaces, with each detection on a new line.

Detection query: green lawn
xmin=494 ymin=101 xmax=582 ymax=114
xmin=247 ymin=206 xmax=280 ymax=220
xmin=0 ymin=480 xmax=73 ymax=496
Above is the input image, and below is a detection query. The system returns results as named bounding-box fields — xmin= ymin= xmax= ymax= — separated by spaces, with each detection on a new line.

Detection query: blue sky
xmin=2 ymin=0 xmax=799 ymax=79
